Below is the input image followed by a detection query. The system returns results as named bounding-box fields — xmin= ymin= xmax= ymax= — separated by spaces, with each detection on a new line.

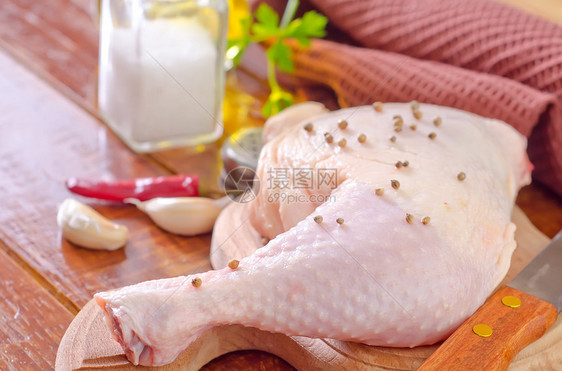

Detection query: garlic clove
xmin=126 ymin=197 xmax=229 ymax=236
xmin=57 ymin=198 xmax=128 ymax=250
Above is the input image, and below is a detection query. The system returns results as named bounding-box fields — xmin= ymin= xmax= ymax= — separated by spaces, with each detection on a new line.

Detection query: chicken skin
xmin=95 ymin=103 xmax=531 ymax=366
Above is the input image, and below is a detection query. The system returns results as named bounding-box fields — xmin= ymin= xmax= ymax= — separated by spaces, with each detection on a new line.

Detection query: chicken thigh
xmin=95 ymin=103 xmax=531 ymax=366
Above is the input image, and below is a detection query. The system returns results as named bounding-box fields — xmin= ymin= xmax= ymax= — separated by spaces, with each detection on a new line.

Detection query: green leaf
xmin=233 ymin=2 xmax=329 ymax=117
xmin=299 ymin=10 xmax=328 ymax=38
xmin=282 ymin=10 xmax=328 ymax=46
xmin=252 ymin=4 xmax=283 ymax=40
xmin=255 ymin=4 xmax=279 ymax=30
xmin=251 ymin=23 xmax=278 ymax=39
xmin=266 ymin=41 xmax=294 ymax=73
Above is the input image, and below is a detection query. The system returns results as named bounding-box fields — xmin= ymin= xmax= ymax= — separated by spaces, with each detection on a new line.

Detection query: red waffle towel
xmin=257 ymin=0 xmax=562 ymax=196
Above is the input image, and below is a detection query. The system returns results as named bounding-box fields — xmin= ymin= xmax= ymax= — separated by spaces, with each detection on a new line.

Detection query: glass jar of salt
xmin=98 ymin=0 xmax=227 ymax=152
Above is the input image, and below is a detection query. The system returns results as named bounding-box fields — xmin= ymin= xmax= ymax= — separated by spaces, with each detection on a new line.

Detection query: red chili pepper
xmin=65 ymin=174 xmax=200 ymax=202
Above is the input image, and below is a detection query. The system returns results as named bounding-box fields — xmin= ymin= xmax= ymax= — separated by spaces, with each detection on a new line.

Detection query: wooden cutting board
xmin=56 ymin=204 xmax=562 ymax=370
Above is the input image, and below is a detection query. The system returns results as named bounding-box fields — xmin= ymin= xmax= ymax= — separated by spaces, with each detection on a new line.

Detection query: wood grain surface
xmin=0 ymin=0 xmax=98 ymax=110
xmin=516 ymin=185 xmax=562 ymax=241
xmin=0 ymin=49 xmax=212 ymax=310
xmin=0 ymin=247 xmax=74 ymax=370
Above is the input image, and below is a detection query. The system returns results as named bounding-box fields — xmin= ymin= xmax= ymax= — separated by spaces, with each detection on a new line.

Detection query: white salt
xmin=98 ymin=16 xmax=222 ymax=151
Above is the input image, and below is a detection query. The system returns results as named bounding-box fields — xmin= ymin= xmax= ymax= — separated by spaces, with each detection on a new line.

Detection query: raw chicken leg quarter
xmin=95 ymin=102 xmax=532 ymax=366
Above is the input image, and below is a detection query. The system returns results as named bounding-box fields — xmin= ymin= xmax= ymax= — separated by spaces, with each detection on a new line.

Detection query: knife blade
xmin=509 ymin=231 xmax=562 ymax=311
xmin=419 ymin=231 xmax=561 ymax=370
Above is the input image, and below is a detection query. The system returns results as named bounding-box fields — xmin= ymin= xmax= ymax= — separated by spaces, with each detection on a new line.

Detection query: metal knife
xmin=419 ymin=231 xmax=562 ymax=370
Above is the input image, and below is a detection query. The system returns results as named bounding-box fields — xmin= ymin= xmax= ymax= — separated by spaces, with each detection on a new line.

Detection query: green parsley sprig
xmin=228 ymin=0 xmax=328 ymax=117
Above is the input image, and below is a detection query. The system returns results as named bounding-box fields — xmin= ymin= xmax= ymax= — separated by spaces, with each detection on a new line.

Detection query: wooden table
xmin=0 ymin=1 xmax=561 ymax=370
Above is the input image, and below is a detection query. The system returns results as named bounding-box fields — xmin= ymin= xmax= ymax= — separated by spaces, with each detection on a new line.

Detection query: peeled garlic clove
xmin=126 ymin=197 xmax=226 ymax=236
xmin=57 ymin=198 xmax=128 ymax=250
